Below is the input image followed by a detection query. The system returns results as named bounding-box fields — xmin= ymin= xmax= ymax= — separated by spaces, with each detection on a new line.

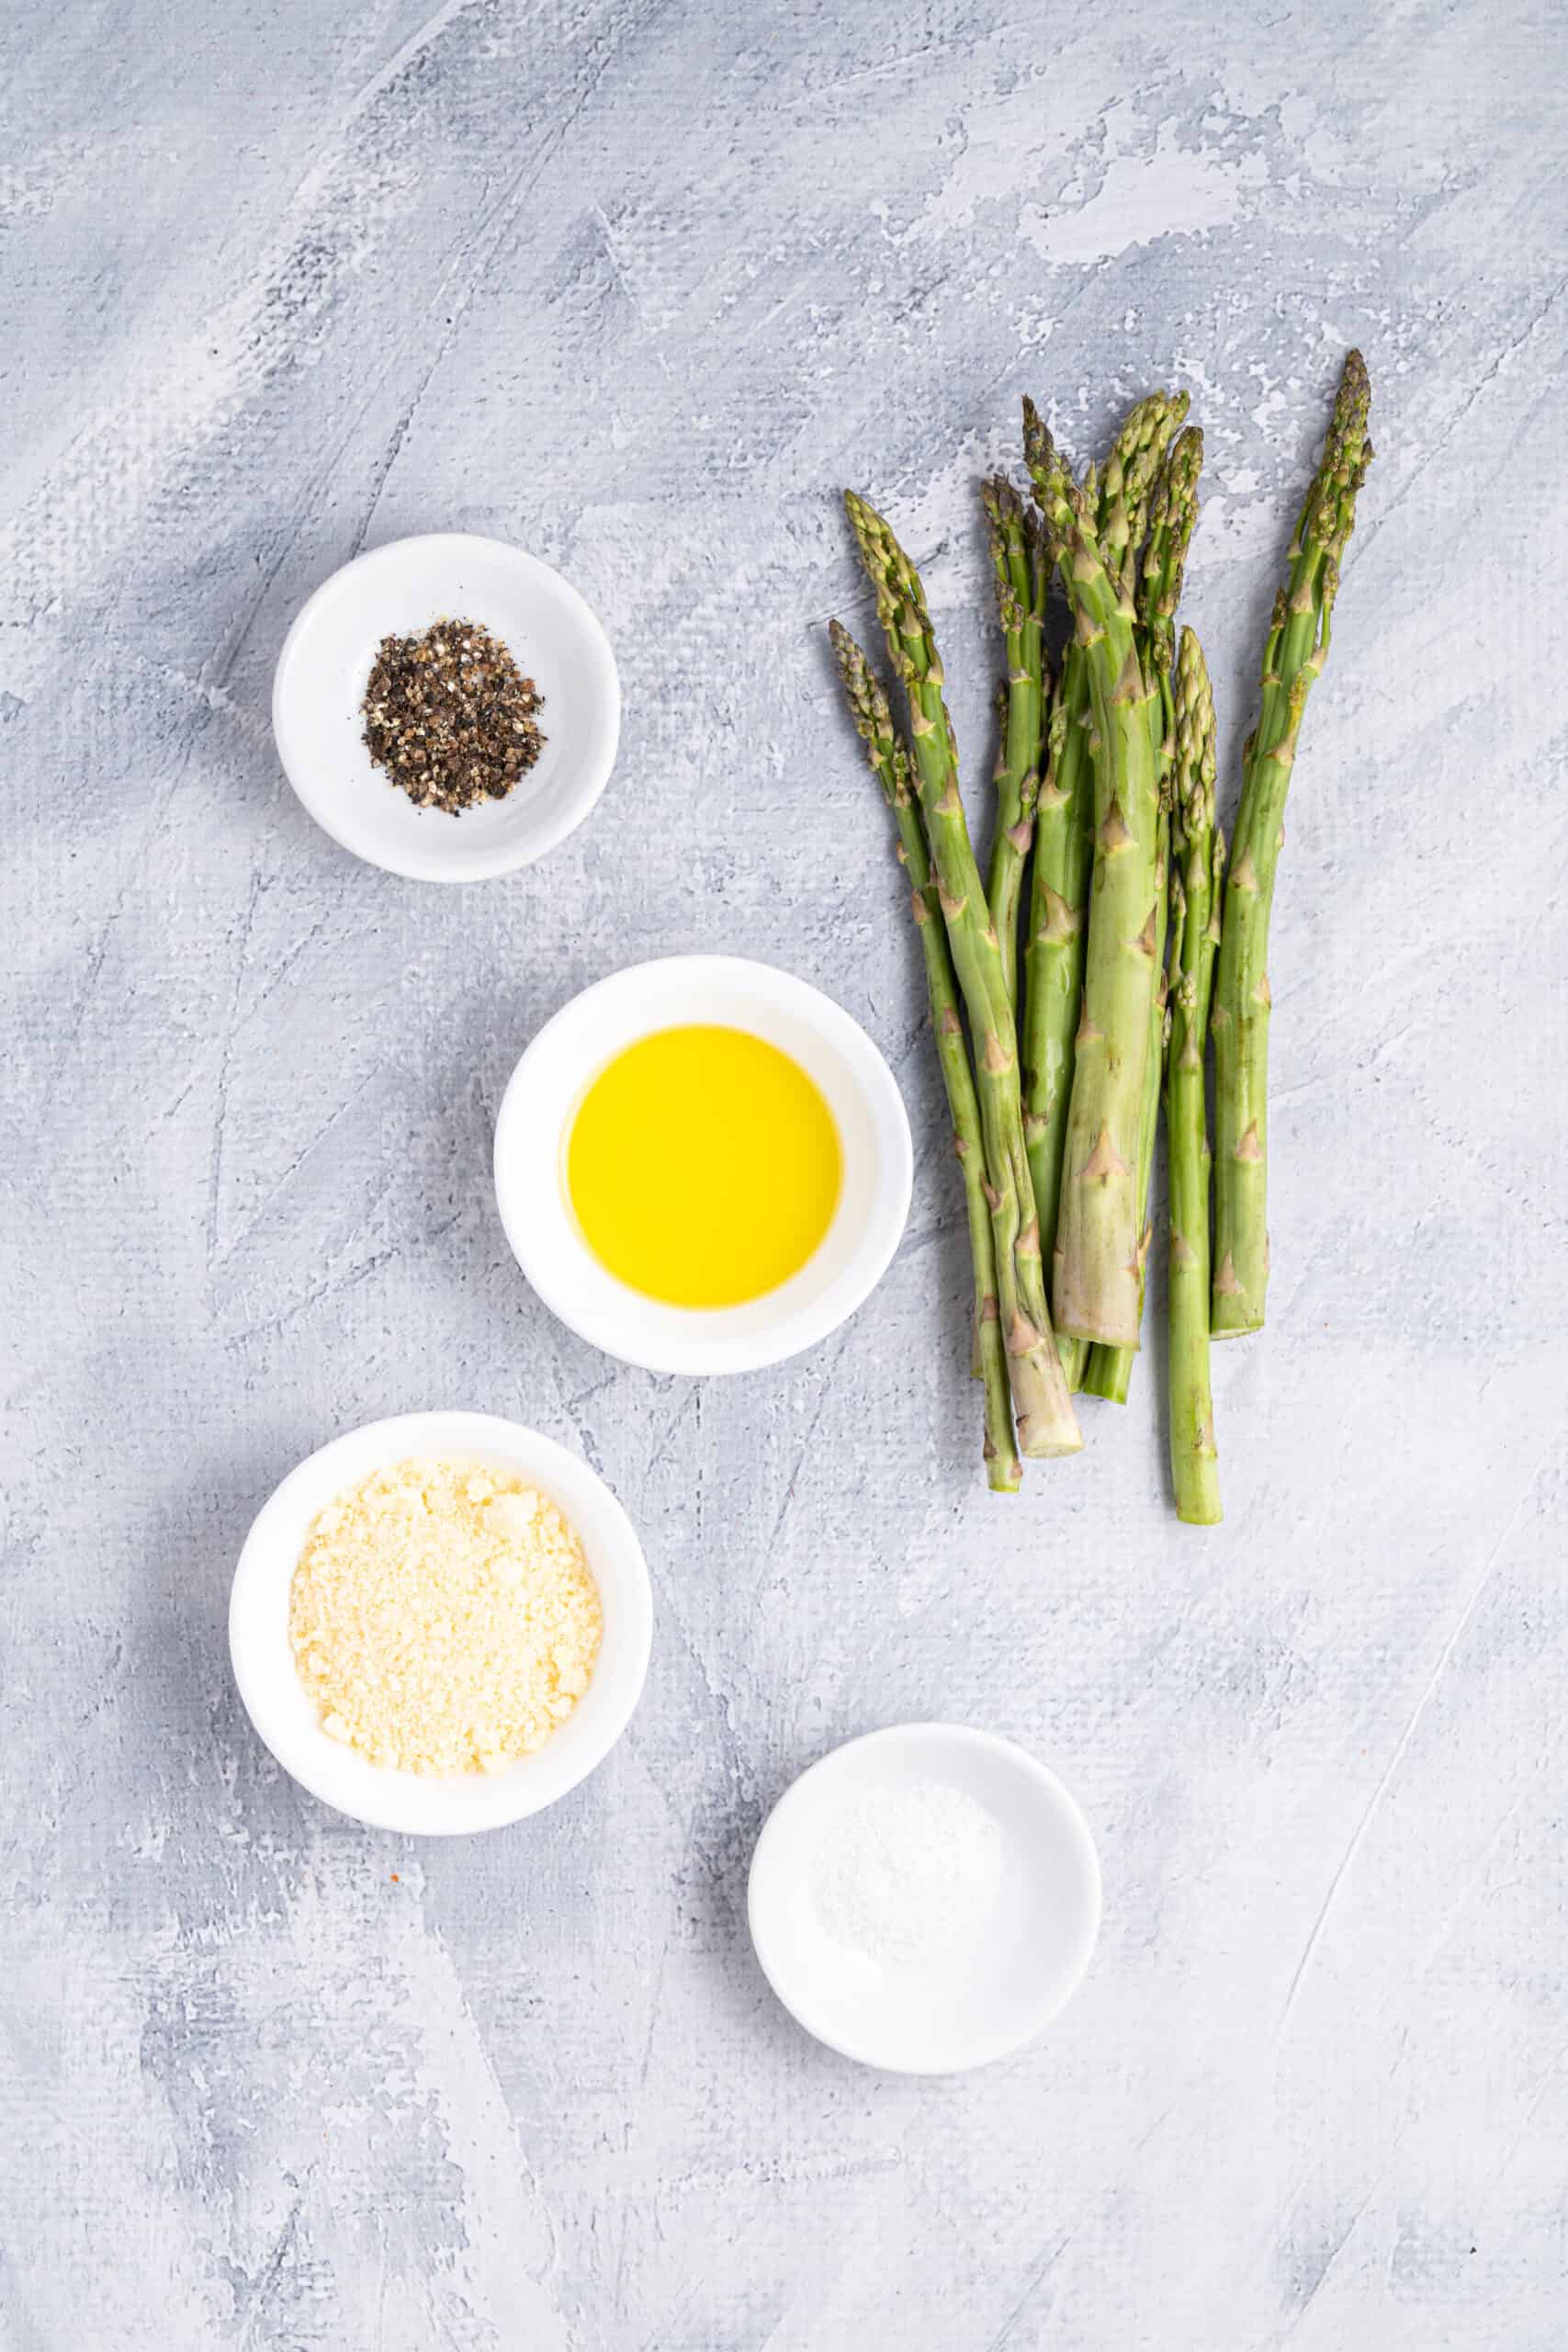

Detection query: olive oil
xmin=567 ymin=1025 xmax=842 ymax=1308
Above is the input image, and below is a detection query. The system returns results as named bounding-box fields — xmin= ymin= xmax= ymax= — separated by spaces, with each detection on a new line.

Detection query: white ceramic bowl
xmin=748 ymin=1724 xmax=1101 ymax=2074
xmin=493 ymin=956 xmax=914 ymax=1375
xmin=272 ymin=533 xmax=619 ymax=882
xmin=228 ymin=1411 xmax=652 ymax=1834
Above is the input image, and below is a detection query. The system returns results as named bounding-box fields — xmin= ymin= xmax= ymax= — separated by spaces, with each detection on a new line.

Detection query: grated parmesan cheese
xmin=288 ymin=1456 xmax=603 ymax=1776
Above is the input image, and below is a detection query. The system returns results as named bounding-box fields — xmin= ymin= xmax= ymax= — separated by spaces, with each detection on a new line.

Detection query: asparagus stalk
xmin=1211 ymin=351 xmax=1372 ymax=1334
xmin=973 ymin=675 xmax=1012 ymax=1387
xmin=1021 ymin=660 xmax=1092 ymax=1391
xmin=981 ymin=479 xmax=1047 ymax=1006
xmin=1080 ymin=801 xmax=1169 ymax=1403
xmin=844 ymin=491 xmax=1082 ymax=1459
xmin=1082 ymin=425 xmax=1203 ymax=1402
xmin=1137 ymin=427 xmax=1205 ymax=730
xmin=830 ymin=621 xmax=1021 ymax=1492
xmin=1021 ymin=402 xmax=1190 ymax=1387
xmin=1024 ymin=393 xmax=1183 ymax=1350
xmin=1167 ymin=627 xmax=1224 ymax=1522
xmin=1097 ymin=393 xmax=1190 ymax=592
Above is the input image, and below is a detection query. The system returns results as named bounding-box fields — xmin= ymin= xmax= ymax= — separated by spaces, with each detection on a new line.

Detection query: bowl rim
xmin=492 ymin=954 xmax=914 ymax=1375
xmin=270 ymin=531 xmax=621 ymax=884
xmin=228 ymin=1409 xmax=653 ymax=1834
xmin=746 ymin=1722 xmax=1102 ymax=2075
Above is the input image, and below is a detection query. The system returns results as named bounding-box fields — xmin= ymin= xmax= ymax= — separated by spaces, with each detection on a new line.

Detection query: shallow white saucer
xmin=229 ymin=1411 xmax=652 ymax=1834
xmin=272 ymin=533 xmax=619 ymax=881
xmin=748 ymin=1724 xmax=1100 ymax=2074
xmin=493 ymin=956 xmax=913 ymax=1375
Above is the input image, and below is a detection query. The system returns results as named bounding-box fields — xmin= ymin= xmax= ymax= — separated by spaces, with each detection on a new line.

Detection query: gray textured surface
xmin=3 ymin=1 xmax=1565 ymax=2344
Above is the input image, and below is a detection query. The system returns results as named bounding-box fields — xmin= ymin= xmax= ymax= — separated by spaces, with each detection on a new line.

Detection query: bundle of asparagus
xmin=833 ymin=353 xmax=1371 ymax=1519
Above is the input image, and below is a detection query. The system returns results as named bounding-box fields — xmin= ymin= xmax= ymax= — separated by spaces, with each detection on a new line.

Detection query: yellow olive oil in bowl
xmin=494 ymin=955 xmax=913 ymax=1375
xmin=566 ymin=1024 xmax=842 ymax=1307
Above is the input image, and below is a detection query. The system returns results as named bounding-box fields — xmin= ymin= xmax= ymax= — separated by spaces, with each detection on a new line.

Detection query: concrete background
xmin=4 ymin=1 xmax=1565 ymax=2344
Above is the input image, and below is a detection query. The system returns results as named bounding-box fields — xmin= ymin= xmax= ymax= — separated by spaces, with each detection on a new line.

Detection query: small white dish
xmin=272 ymin=533 xmax=619 ymax=882
xmin=748 ymin=1724 xmax=1100 ymax=2074
xmin=228 ymin=1411 xmax=652 ymax=1835
xmin=493 ymin=955 xmax=914 ymax=1376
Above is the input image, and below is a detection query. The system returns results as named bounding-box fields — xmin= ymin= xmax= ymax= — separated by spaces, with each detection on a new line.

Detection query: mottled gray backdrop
xmin=4 ymin=0 xmax=1565 ymax=2345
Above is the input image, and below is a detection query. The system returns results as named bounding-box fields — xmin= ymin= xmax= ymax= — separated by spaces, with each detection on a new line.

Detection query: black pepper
xmin=362 ymin=618 xmax=545 ymax=815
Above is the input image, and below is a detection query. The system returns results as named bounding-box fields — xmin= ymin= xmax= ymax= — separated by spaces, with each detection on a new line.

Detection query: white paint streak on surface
xmin=1023 ymin=121 xmax=1269 ymax=269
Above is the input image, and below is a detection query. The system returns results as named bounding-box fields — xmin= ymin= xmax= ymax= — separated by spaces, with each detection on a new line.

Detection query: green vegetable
xmin=827 ymin=352 xmax=1370 ymax=1508
xmin=1079 ymin=800 xmax=1169 ymax=1404
xmin=830 ymin=619 xmax=1021 ymax=1493
xmin=1021 ymin=658 xmax=1091 ymax=1391
xmin=1025 ymin=392 xmax=1184 ymax=1350
xmin=844 ymin=492 xmax=1082 ymax=1458
xmin=1166 ymin=627 xmax=1224 ymax=1521
xmin=1082 ymin=424 xmax=1203 ymax=1401
xmin=981 ymin=478 xmax=1048 ymax=1007
xmin=1211 ymin=351 xmax=1373 ymax=1335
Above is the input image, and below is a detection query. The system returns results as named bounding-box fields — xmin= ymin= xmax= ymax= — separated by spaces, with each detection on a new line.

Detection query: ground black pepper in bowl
xmin=362 ymin=618 xmax=546 ymax=814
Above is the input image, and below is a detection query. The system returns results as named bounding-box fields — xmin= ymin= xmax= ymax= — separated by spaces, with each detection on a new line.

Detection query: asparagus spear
xmin=1211 ymin=351 xmax=1372 ymax=1334
xmin=1167 ymin=627 xmax=1224 ymax=1521
xmin=1021 ymin=402 xmax=1191 ymax=1388
xmin=1082 ymin=425 xmax=1203 ymax=1402
xmin=1080 ymin=800 xmax=1169 ymax=1404
xmin=1097 ymin=393 xmax=1190 ymax=594
xmin=1024 ymin=393 xmax=1182 ymax=1350
xmin=1021 ymin=662 xmax=1092 ymax=1391
xmin=844 ymin=491 xmax=1082 ymax=1459
xmin=830 ymin=620 xmax=1022 ymax=1494
xmin=1137 ymin=427 xmax=1205 ymax=732
xmin=981 ymin=479 xmax=1047 ymax=1006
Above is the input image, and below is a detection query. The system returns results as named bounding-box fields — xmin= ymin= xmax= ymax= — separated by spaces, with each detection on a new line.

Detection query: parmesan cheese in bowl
xmin=288 ymin=1460 xmax=603 ymax=1776
xmin=230 ymin=1413 xmax=652 ymax=1834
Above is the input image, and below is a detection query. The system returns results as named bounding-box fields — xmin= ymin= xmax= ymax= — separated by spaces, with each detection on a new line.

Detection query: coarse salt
xmin=288 ymin=1456 xmax=602 ymax=1776
xmin=810 ymin=1781 xmax=1004 ymax=1967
